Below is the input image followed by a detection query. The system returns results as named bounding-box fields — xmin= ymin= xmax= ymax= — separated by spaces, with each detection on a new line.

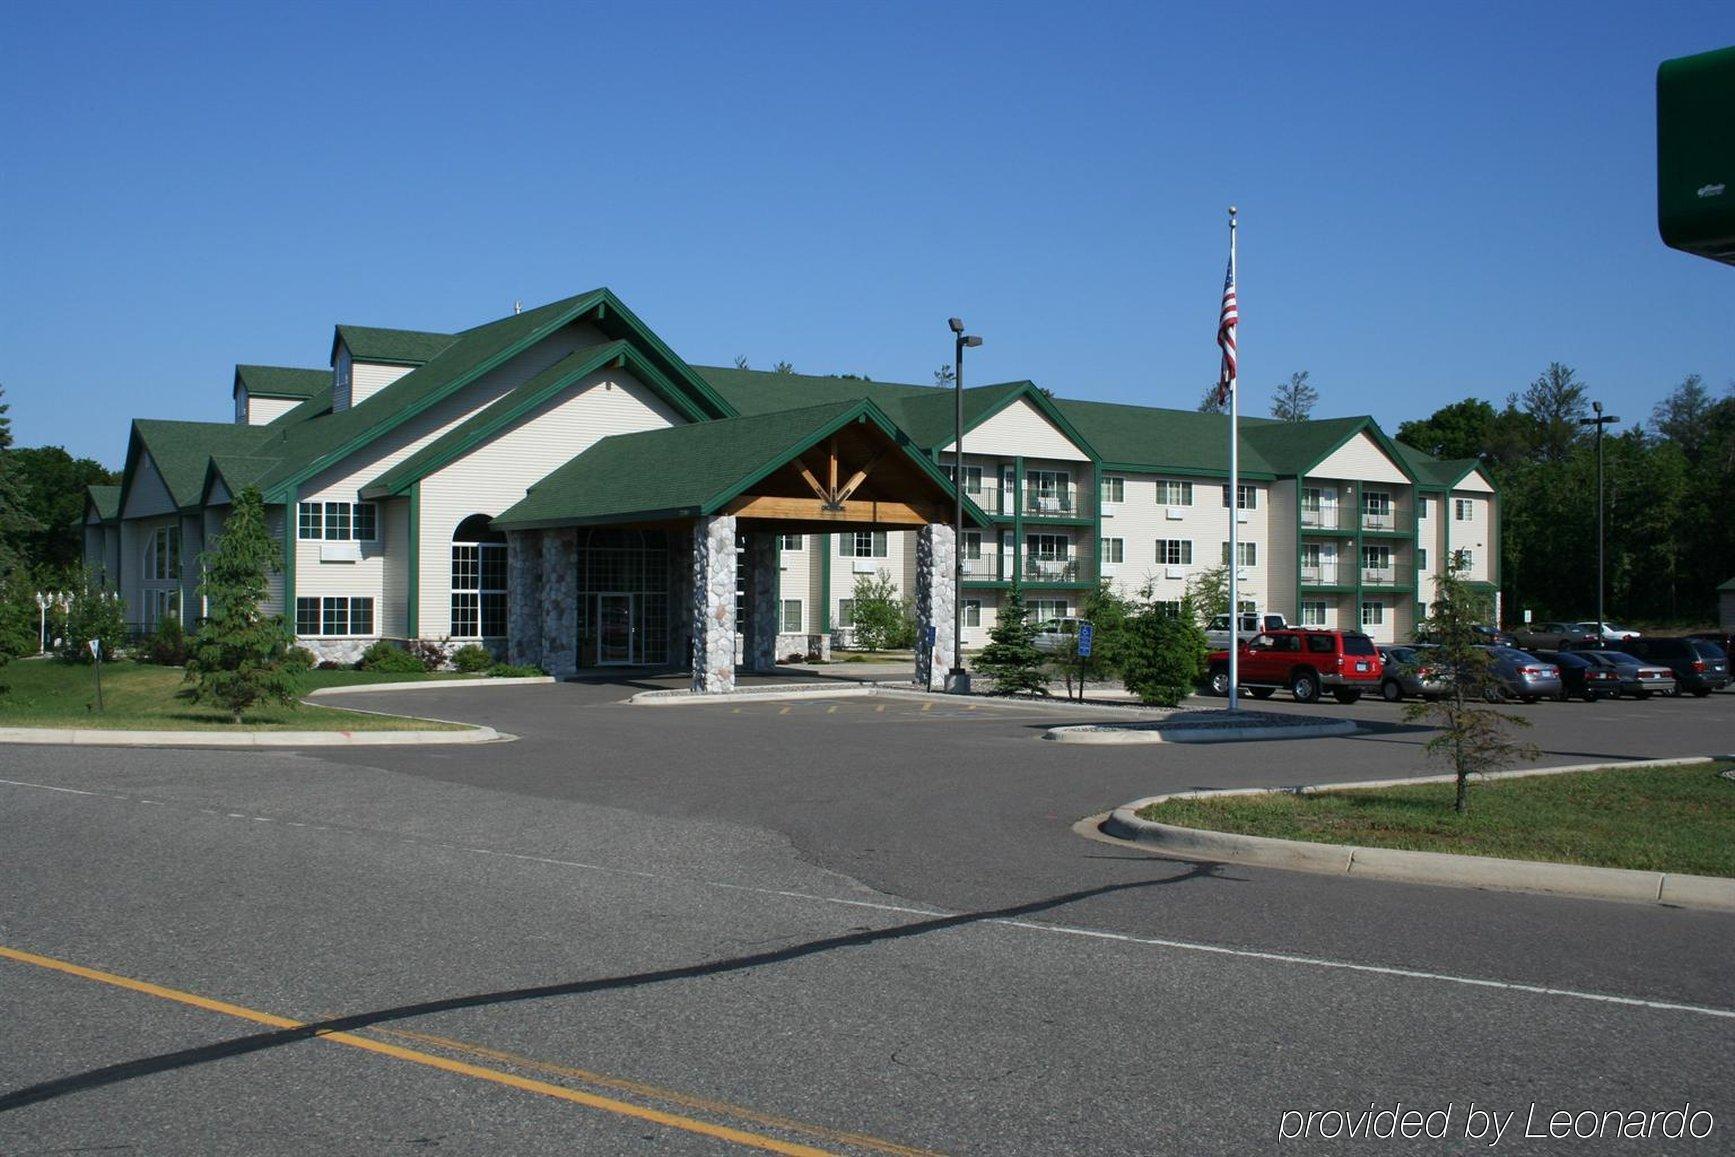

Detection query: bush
xmin=1121 ymin=607 xmax=1208 ymax=707
xmin=285 ymin=646 xmax=317 ymax=671
xmin=315 ymin=659 xmax=345 ymax=671
xmin=487 ymin=662 xmax=545 ymax=678
xmin=850 ymin=570 xmax=916 ymax=651
xmin=451 ymin=644 xmax=494 ymax=673
xmin=141 ymin=615 xmax=189 ymax=666
xmin=358 ymin=641 xmax=427 ymax=673
xmin=57 ymin=579 xmax=127 ymax=664
xmin=404 ymin=637 xmax=448 ymax=672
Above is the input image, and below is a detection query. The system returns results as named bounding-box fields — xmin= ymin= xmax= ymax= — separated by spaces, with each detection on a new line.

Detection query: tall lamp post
xmin=947 ymin=317 xmax=982 ymax=692
xmin=1578 ymin=401 xmax=1619 ymax=642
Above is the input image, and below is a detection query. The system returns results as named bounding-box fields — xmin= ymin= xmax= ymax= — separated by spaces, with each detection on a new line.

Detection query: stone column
xmin=690 ymin=516 xmax=738 ymax=693
xmin=539 ymin=528 xmax=578 ymax=679
xmin=507 ymin=530 xmax=543 ymax=669
xmin=745 ymin=532 xmax=779 ymax=672
xmin=667 ymin=528 xmax=693 ymax=671
xmin=914 ymin=523 xmax=957 ymax=691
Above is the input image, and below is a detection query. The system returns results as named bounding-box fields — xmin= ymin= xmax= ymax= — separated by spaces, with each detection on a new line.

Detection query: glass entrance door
xmin=598 ymin=593 xmax=634 ymax=664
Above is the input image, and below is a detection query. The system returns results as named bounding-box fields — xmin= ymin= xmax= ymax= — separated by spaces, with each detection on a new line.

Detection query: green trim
xmin=1099 ymin=461 xmax=1277 ymax=481
xmin=362 ymin=342 xmax=712 ymax=498
xmin=1092 ymin=466 xmax=1104 ymax=592
xmin=818 ymin=535 xmax=832 ymax=632
xmin=1012 ymin=457 xmax=1025 ymax=584
xmin=989 ymin=512 xmax=1092 ymax=528
xmin=960 ymin=381 xmax=1104 ymax=462
xmin=1293 ymin=475 xmax=1303 ymax=618
xmin=1297 ymin=418 xmax=1421 ymax=485
xmin=963 ymin=579 xmax=1093 ymax=591
xmin=407 ymin=483 xmax=421 ymax=637
xmin=281 ymin=496 xmax=296 ymax=621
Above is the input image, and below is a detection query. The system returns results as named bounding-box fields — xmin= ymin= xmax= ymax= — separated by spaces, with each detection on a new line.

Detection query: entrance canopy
xmin=493 ymin=398 xmax=992 ymax=535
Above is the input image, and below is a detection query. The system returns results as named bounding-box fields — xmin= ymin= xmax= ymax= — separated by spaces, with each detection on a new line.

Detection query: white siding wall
xmin=292 ymin=321 xmax=609 ymax=637
xmin=243 ymin=394 xmax=301 ymax=426
xmin=1448 ymin=491 xmax=1493 ymax=582
xmin=778 ymin=535 xmax=813 ymax=635
xmin=351 ymin=361 xmax=416 ymax=408
xmin=417 ymin=366 xmax=685 ymax=637
xmin=939 ymin=399 xmax=1090 ymax=461
xmin=1099 ymin=473 xmax=1271 ymax=610
xmin=1311 ymin=431 xmax=1410 ymax=485
xmin=1266 ymin=479 xmax=1298 ymax=620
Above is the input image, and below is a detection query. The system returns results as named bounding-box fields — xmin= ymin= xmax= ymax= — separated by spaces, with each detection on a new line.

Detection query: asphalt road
xmin=2 ymin=679 xmax=1730 ymax=1154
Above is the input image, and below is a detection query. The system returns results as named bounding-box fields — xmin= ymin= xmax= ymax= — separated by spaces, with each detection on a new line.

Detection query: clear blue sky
xmin=2 ymin=1 xmax=1729 ymax=466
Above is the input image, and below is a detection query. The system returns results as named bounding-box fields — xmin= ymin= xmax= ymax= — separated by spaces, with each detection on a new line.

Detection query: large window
xmin=1222 ymin=484 xmax=1258 ymax=510
xmin=1361 ymin=601 xmax=1385 ymax=627
xmin=1030 ymin=599 xmax=1068 ymax=621
xmin=147 ymin=588 xmax=181 ymax=626
xmin=779 ymin=534 xmax=804 ymax=551
xmin=1455 ymin=498 xmax=1473 ymax=521
xmin=145 ymin=525 xmax=181 ymax=581
xmin=961 ymin=531 xmax=983 ymax=560
xmin=1417 ymin=495 xmax=1430 ymax=519
xmin=298 ymin=501 xmax=378 ymax=541
xmin=1417 ymin=547 xmax=1429 ymax=572
xmin=840 ymin=531 xmax=888 ymax=558
xmin=1155 ymin=539 xmax=1192 ymax=565
xmin=1221 ymin=541 xmax=1257 ymax=567
xmin=296 ymin=596 xmax=374 ymax=637
xmin=947 ymin=463 xmax=984 ymax=495
xmin=451 ymin=514 xmax=507 ymax=638
xmin=837 ymin=599 xmax=855 ymax=628
xmin=1101 ymin=537 xmax=1124 ymax=565
xmin=1100 ymin=476 xmax=1124 ymax=504
xmin=781 ymin=599 xmax=803 ymax=632
xmin=1026 ymin=534 xmax=1069 ymax=560
xmin=1301 ymin=601 xmax=1327 ymax=627
xmin=962 ymin=599 xmax=981 ymax=627
xmin=1155 ymin=480 xmax=1193 ymax=506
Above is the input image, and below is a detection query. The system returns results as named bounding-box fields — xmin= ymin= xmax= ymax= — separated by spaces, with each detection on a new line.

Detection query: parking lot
xmin=3 ymin=677 xmax=1731 ymax=1154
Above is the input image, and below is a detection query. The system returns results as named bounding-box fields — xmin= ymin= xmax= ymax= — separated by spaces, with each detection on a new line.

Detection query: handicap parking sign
xmin=923 ymin=624 xmax=937 ymax=649
xmin=1077 ymin=622 xmax=1093 ymax=658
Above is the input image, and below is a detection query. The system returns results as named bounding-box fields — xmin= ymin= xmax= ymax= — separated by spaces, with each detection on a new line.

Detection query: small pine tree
xmin=976 ymin=587 xmax=1048 ymax=696
xmin=1403 ymin=567 xmax=1538 ymax=813
xmin=1121 ymin=603 xmax=1208 ymax=707
xmin=185 ymin=486 xmax=299 ymax=723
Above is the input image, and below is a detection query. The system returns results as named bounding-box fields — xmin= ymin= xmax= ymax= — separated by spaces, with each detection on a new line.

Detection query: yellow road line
xmin=370 ymin=1026 xmax=944 ymax=1157
xmin=779 ymin=706 xmax=792 ymax=715
xmin=0 ymin=944 xmax=836 ymax=1156
xmin=875 ymin=705 xmax=886 ymax=713
xmin=920 ymin=702 xmax=933 ymax=713
xmin=826 ymin=705 xmax=838 ymax=714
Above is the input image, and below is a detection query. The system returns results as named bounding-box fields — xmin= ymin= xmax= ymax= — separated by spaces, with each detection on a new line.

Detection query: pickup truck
xmin=1206 ymin=628 xmax=1384 ymax=704
xmin=1203 ymin=611 xmax=1288 ymax=651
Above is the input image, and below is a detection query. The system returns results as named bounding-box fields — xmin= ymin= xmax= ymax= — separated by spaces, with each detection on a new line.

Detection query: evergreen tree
xmin=976 ymin=587 xmax=1048 ymax=696
xmin=1120 ymin=602 xmax=1208 ymax=707
xmin=1197 ymin=383 xmax=1227 ymax=414
xmin=185 ymin=486 xmax=298 ymax=722
xmin=0 ymin=385 xmax=38 ymax=586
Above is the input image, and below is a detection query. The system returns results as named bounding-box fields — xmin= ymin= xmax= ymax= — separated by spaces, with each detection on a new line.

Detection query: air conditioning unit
xmin=852 ymin=559 xmax=876 ymax=574
xmin=1236 ymin=568 xmax=1251 ymax=581
xmin=1236 ymin=510 xmax=1250 ymax=523
xmin=320 ymin=541 xmax=362 ymax=563
xmin=1165 ymin=507 xmax=1185 ymax=520
xmin=1165 ymin=565 xmax=1185 ymax=579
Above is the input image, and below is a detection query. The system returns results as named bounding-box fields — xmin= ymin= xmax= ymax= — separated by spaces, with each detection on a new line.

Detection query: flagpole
xmin=1226 ymin=206 xmax=1239 ymax=713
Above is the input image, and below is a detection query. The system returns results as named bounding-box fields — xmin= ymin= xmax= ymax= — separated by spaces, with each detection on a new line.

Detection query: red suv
xmin=1206 ymin=629 xmax=1385 ymax=704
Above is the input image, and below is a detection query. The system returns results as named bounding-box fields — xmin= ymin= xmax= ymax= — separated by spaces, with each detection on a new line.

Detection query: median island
xmin=0 ymin=660 xmax=469 ymax=732
xmin=1137 ymin=762 xmax=1735 ymax=878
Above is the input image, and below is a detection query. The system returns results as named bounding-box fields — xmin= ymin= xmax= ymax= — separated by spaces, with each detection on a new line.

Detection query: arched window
xmin=451 ymin=515 xmax=507 ymax=637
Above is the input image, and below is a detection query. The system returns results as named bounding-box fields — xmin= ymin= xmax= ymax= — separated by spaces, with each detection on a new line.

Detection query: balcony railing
xmin=1361 ymin=566 xmax=1397 ymax=585
xmin=1300 ymin=509 xmax=1354 ymax=531
xmin=1024 ymin=490 xmax=1078 ymax=516
xmin=1023 ymin=556 xmax=1082 ymax=582
xmin=1361 ymin=510 xmax=1397 ymax=531
xmin=1300 ymin=564 xmax=1342 ymax=585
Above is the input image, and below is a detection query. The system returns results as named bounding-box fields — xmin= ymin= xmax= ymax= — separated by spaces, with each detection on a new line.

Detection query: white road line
xmin=4 ymin=776 xmax=1732 ymax=1022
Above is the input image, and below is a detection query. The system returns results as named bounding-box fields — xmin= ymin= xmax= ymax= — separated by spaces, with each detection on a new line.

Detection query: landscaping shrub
xmin=451 ymin=644 xmax=494 ymax=673
xmin=141 ymin=615 xmax=189 ymax=666
xmin=57 ymin=577 xmax=127 ymax=665
xmin=404 ymin=637 xmax=449 ymax=672
xmin=285 ymin=646 xmax=317 ymax=671
xmin=358 ymin=640 xmax=426 ymax=674
xmin=849 ymin=570 xmax=915 ymax=651
xmin=315 ymin=659 xmax=345 ymax=671
xmin=1121 ymin=606 xmax=1208 ymax=707
xmin=487 ymin=662 xmax=544 ymax=678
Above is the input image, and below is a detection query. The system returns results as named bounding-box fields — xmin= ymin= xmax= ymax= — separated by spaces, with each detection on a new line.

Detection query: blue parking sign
xmin=1077 ymin=622 xmax=1094 ymax=658
xmin=923 ymin=624 xmax=937 ymax=649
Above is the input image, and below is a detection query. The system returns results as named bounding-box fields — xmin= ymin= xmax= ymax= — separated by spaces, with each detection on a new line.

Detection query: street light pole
xmin=1578 ymin=401 xmax=1619 ymax=642
xmin=948 ymin=318 xmax=982 ymax=692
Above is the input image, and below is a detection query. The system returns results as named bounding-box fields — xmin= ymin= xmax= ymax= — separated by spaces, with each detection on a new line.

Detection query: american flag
xmin=1216 ymin=256 xmax=1238 ymax=405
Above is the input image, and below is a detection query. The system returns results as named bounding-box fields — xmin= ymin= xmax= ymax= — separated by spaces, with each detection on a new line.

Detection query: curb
xmin=305 ymin=676 xmax=554 ymax=697
xmin=1099 ymin=756 xmax=1735 ymax=911
xmin=0 ymin=724 xmax=507 ymax=748
xmin=1046 ymin=719 xmax=1359 ymax=745
xmin=628 ymin=682 xmax=1178 ymax=717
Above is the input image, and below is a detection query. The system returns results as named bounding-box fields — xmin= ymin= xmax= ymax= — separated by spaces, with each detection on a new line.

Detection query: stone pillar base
xmin=691 ymin=516 xmax=738 ymax=693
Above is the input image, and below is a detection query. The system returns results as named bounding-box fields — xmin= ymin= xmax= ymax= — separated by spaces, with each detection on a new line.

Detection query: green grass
xmin=1137 ymin=762 xmax=1735 ymax=878
xmin=0 ymin=659 xmax=470 ymax=731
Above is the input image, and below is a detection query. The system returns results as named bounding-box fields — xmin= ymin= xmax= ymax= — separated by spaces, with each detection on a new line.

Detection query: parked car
xmin=1533 ymin=649 xmax=1672 ymax=700
xmin=1375 ymin=644 xmax=1446 ymax=702
xmin=1032 ymin=617 xmax=1084 ymax=655
xmin=1687 ymin=631 xmax=1735 ymax=660
xmin=1514 ymin=621 xmax=1600 ymax=651
xmin=1477 ymin=647 xmax=1562 ymax=703
xmin=1207 ymin=628 xmax=1382 ymax=704
xmin=1415 ymin=624 xmax=1516 ymax=647
xmin=1572 ymin=621 xmax=1642 ymax=643
xmin=1203 ymin=611 xmax=1288 ymax=651
xmin=1619 ymin=637 xmax=1731 ymax=696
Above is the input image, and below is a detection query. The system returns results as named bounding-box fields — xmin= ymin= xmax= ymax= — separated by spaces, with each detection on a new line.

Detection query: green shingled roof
xmin=495 ymin=398 xmax=981 ymax=530
xmin=1051 ymin=399 xmax=1279 ymax=476
xmin=1392 ymin=440 xmax=1486 ymax=488
xmin=205 ymin=455 xmax=283 ymax=501
xmin=335 ymin=325 xmax=456 ymax=366
xmin=1719 ymin=576 xmax=1735 ymax=592
xmin=234 ymin=365 xmax=328 ymax=399
xmin=87 ymin=485 xmax=121 ymax=521
xmin=129 ymin=420 xmax=279 ymax=510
